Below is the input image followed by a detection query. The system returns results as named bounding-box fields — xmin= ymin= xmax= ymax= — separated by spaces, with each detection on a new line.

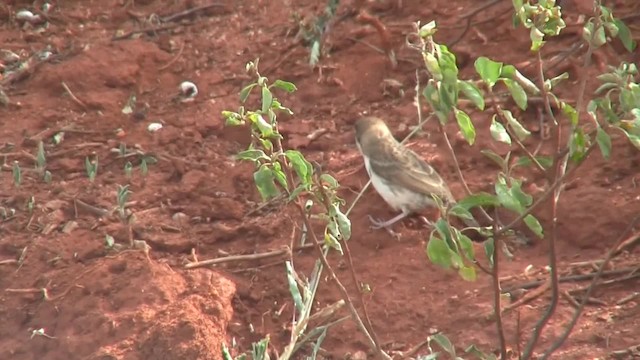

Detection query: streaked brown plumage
xmin=355 ymin=116 xmax=474 ymax=229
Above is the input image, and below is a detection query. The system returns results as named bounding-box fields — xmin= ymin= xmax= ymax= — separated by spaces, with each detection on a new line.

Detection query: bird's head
xmin=354 ymin=117 xmax=393 ymax=149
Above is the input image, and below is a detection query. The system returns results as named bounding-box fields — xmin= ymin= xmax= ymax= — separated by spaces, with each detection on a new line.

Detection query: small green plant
xmin=43 ymin=170 xmax=52 ymax=184
xmin=223 ymin=60 xmax=388 ymax=360
xmin=116 ymin=184 xmax=131 ymax=221
xmin=85 ymin=156 xmax=98 ymax=182
xmin=12 ymin=161 xmax=21 ymax=187
xmin=124 ymin=161 xmax=133 ymax=179
xmin=293 ymin=0 xmax=339 ymax=66
xmin=35 ymin=141 xmax=46 ymax=173
xmin=104 ymin=234 xmax=115 ymax=249
xmin=222 ymin=336 xmax=269 ymax=360
xmin=118 ymin=143 xmax=127 ymax=157
xmin=406 ymin=0 xmax=637 ymax=358
xmin=26 ymin=196 xmax=35 ymax=215
xmin=140 ymin=157 xmax=149 ymax=177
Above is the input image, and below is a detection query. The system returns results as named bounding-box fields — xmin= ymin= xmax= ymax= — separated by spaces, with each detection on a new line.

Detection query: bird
xmin=354 ymin=116 xmax=478 ymax=230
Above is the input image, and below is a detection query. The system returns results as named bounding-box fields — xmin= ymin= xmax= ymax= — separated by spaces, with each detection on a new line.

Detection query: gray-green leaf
xmin=503 ymin=78 xmax=528 ymax=110
xmin=524 ymin=214 xmax=544 ymax=238
xmin=454 ymin=108 xmax=476 ymax=145
xmin=458 ymin=80 xmax=485 ymax=110
xmin=596 ymin=127 xmax=612 ymax=159
xmin=427 ymin=234 xmax=452 ymax=268
xmin=490 ymin=116 xmax=512 ymax=144
xmin=502 ymin=109 xmax=531 ymax=141
xmin=474 ymin=57 xmax=502 ymax=88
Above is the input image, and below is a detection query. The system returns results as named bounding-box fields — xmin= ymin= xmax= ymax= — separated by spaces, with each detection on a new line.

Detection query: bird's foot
xmin=367 ymin=215 xmax=401 ymax=239
xmin=418 ymin=216 xmax=435 ymax=228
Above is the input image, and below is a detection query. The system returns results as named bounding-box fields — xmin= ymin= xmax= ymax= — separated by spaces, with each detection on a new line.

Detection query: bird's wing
xmin=368 ymin=141 xmax=455 ymax=203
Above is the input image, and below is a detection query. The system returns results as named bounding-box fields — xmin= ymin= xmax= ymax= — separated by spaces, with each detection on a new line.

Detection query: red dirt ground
xmin=1 ymin=0 xmax=639 ymax=359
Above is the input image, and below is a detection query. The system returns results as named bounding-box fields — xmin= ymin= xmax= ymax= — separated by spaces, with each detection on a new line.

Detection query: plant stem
xmin=491 ymin=212 xmax=508 ymax=359
xmin=296 ymin=204 xmax=391 ymax=360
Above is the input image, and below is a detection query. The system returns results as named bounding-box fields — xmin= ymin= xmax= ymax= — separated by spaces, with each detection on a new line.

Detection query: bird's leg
xmin=368 ymin=209 xmax=410 ymax=230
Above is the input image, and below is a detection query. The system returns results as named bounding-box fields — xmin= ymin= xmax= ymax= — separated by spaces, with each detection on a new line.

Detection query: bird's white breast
xmin=363 ymin=156 xmax=420 ymax=212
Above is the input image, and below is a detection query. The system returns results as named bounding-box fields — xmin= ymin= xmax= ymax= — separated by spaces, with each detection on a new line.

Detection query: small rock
xmin=172 ymin=212 xmax=189 ymax=224
xmin=62 ymin=221 xmax=79 ymax=234
xmin=351 ymin=350 xmax=367 ymax=360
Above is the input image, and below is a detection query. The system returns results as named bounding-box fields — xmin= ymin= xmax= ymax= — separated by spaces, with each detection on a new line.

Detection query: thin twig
xmin=569 ymin=270 xmax=640 ymax=295
xmin=74 ymin=198 xmax=110 ymax=218
xmin=542 ymin=215 xmax=640 ymax=359
xmin=610 ymin=344 xmax=640 ymax=359
xmin=520 ymin=50 xmax=566 ymax=360
xmin=184 ymin=248 xmax=291 ymax=269
xmin=61 ymin=81 xmax=88 ymax=111
xmin=160 ymin=3 xmax=227 ymax=23
xmin=158 ymin=41 xmax=185 ymax=70
xmin=314 ymin=176 xmax=388 ymax=359
xmin=112 ymin=23 xmax=182 ymax=41
xmin=491 ymin=210 xmax=508 ymax=359
xmin=503 ymin=267 xmax=639 ymax=293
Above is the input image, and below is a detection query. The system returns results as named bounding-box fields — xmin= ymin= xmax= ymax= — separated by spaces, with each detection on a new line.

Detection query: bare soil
xmin=1 ymin=0 xmax=640 ymax=359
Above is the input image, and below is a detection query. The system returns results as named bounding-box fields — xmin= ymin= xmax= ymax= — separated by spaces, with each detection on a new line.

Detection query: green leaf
xmin=250 ymin=113 xmax=274 ymax=137
xmin=252 ymin=337 xmax=270 ymax=360
xmin=431 ymin=333 xmax=456 ymax=358
xmin=500 ymin=64 xmax=516 ymax=79
xmin=458 ymin=265 xmax=477 ymax=281
xmin=490 ymin=116 xmax=511 ymax=144
xmin=569 ymin=129 xmax=588 ymax=162
xmin=524 ymin=214 xmax=544 ymax=239
xmin=458 ymin=80 xmax=485 ymax=110
xmin=239 ymin=83 xmax=257 ymax=103
xmin=495 ymin=177 xmax=524 ymax=213
xmin=424 ymin=52 xmax=443 ymax=81
xmin=474 ymin=57 xmax=502 ymax=88
xmin=439 ymin=82 xmax=458 ymax=115
xmin=547 ymin=72 xmax=570 ymax=90
xmin=438 ymin=44 xmax=459 ymax=84
xmin=427 ymin=234 xmax=452 ymax=268
xmin=502 ymin=109 xmax=531 ymax=141
xmin=324 ymin=229 xmax=344 ymax=254
xmin=514 ymin=155 xmax=553 ymax=169
xmin=562 ymin=102 xmax=579 ymax=126
xmin=271 ymin=80 xmax=297 ymax=92
xmin=261 ymin=86 xmax=273 ymax=113
xmin=503 ymin=79 xmax=528 ymax=110
xmin=457 ymin=231 xmax=475 ymax=260
xmin=511 ymin=179 xmax=533 ymax=207
xmin=613 ymin=19 xmax=636 ymax=52
xmin=466 ymin=345 xmax=498 ymax=360
xmin=594 ymin=24 xmax=607 ymax=47
xmin=253 ymin=165 xmax=280 ymax=201
xmin=596 ymin=127 xmax=612 ymax=159
xmin=331 ymin=204 xmax=352 ymax=241
xmin=222 ymin=111 xmax=244 ymax=126
xmin=271 ymin=161 xmax=288 ymax=191
xmin=236 ymin=149 xmax=269 ymax=163
xmin=621 ymin=129 xmax=640 ymax=150
xmin=418 ymin=20 xmax=437 ymax=38
xmin=320 ymin=173 xmax=339 ymax=188
xmin=434 ymin=218 xmax=452 ymax=241
xmin=484 ymin=238 xmax=495 ymax=268
xmin=529 ymin=27 xmax=545 ymax=52
xmin=454 ymin=108 xmax=476 ymax=145
xmin=285 ymin=150 xmax=313 ymax=185
xmin=456 ymin=192 xmax=500 ymax=210
xmin=285 ymin=261 xmax=304 ymax=313
xmin=480 ymin=149 xmax=507 ymax=170
xmin=449 ymin=205 xmax=474 ymax=221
